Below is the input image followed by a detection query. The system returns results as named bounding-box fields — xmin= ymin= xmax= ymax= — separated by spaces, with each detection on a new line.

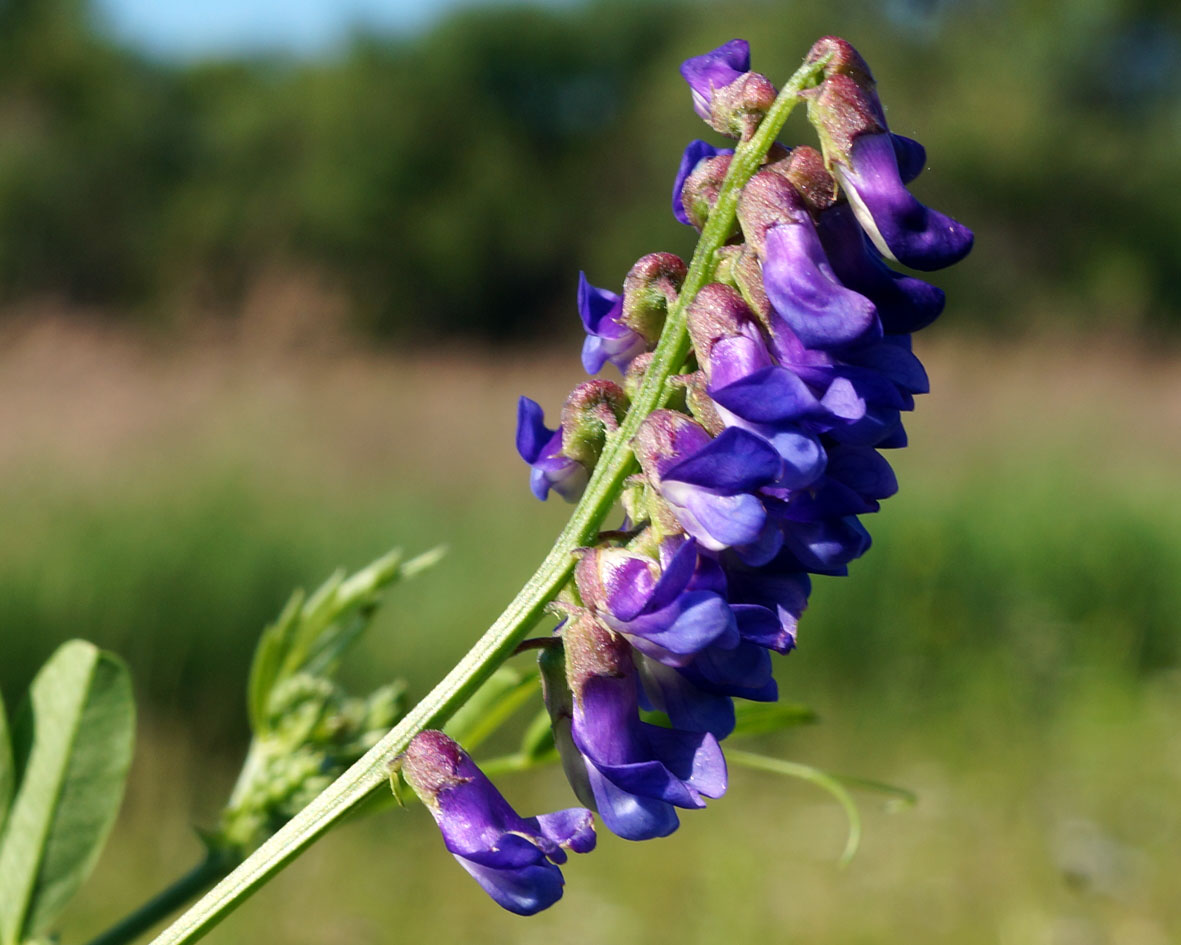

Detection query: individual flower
xmin=574 ymin=538 xmax=739 ymax=664
xmin=815 ymin=203 xmax=946 ymax=334
xmin=633 ymin=410 xmax=782 ymax=552
xmin=516 ymin=381 xmax=629 ymax=501
xmin=515 ymin=398 xmax=588 ymax=502
xmin=578 ymin=274 xmax=646 ymax=375
xmin=737 ymin=170 xmax=881 ymax=350
xmin=806 ymin=67 xmax=973 ymax=271
xmin=672 ymin=139 xmax=734 ymax=228
xmin=399 ymin=731 xmax=595 ymax=915
xmin=685 ymin=283 xmax=862 ymax=487
xmin=579 ymin=255 xmax=687 ymax=375
xmin=562 ymin=614 xmax=727 ymax=841
xmin=679 ymin=39 xmax=750 ymax=122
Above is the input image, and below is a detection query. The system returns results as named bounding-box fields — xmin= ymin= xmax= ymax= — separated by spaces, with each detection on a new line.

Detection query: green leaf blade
xmin=0 ymin=641 xmax=136 ymax=943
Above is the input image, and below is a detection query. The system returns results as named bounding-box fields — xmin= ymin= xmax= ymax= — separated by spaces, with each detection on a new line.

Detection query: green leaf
xmin=0 ymin=693 xmax=12 ymax=837
xmin=247 ymin=588 xmax=306 ymax=734
xmin=731 ymin=701 xmax=818 ymax=737
xmin=0 ymin=641 xmax=135 ymax=944
xmin=443 ymin=668 xmax=540 ymax=752
xmin=246 ymin=546 xmax=445 ymax=736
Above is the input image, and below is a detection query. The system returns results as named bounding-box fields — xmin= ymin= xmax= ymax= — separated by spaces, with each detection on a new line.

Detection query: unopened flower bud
xmin=767 ymin=146 xmax=838 ymax=213
xmin=620 ymin=252 xmax=687 ymax=342
xmin=805 ymin=35 xmax=876 ymax=88
xmin=560 ymin=380 xmax=629 ymax=466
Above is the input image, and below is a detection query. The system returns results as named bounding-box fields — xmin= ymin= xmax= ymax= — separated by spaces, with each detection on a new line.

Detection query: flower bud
xmin=805 ymin=35 xmax=876 ymax=88
xmin=620 ymin=251 xmax=688 ymax=343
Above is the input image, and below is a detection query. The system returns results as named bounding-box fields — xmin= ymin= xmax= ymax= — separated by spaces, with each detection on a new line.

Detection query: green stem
xmin=146 ymin=54 xmax=826 ymax=945
xmin=727 ymin=750 xmax=861 ymax=867
xmin=82 ymin=853 xmax=237 ymax=945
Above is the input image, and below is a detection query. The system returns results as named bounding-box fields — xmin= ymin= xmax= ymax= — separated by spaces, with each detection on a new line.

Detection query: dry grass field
xmin=2 ymin=315 xmax=1178 ymax=945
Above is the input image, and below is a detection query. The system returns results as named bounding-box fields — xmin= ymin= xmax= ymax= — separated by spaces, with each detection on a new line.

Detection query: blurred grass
xmin=1 ymin=322 xmax=1178 ymax=943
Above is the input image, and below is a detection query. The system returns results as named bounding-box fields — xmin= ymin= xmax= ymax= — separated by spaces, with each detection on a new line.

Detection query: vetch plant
xmin=0 ymin=35 xmax=969 ymax=944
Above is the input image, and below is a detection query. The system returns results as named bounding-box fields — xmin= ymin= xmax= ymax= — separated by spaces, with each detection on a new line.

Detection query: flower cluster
xmin=405 ymin=35 xmax=971 ymax=915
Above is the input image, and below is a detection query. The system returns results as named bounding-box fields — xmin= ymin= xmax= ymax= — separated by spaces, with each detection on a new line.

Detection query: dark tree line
xmin=1 ymin=0 xmax=1179 ymax=340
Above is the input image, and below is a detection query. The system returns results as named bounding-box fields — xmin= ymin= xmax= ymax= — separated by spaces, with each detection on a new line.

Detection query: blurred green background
xmin=1 ymin=0 xmax=1179 ymax=942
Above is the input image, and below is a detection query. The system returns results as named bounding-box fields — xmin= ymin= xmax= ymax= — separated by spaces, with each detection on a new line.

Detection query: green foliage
xmin=1 ymin=0 xmax=1178 ymax=336
xmin=0 ymin=641 xmax=134 ymax=945
xmin=217 ymin=545 xmax=441 ymax=854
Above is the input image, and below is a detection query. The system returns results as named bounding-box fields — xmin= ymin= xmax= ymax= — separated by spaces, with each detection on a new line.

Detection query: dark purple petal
xmin=780 ymin=516 xmax=872 ymax=573
xmin=642 ymin=724 xmax=727 ymax=799
xmin=577 ymin=272 xmax=647 ymax=375
xmin=891 ymin=133 xmax=927 ymax=184
xmin=621 ymin=591 xmax=739 ymax=657
xmin=839 ymin=133 xmax=973 ymax=271
xmin=709 ymin=365 xmax=823 ymax=422
xmin=638 ymin=657 xmax=737 ymax=737
xmin=825 ymin=445 xmax=899 ymax=501
xmin=453 ymin=857 xmax=565 ymax=916
xmin=763 ymin=223 xmax=881 ymax=350
xmin=689 ymin=640 xmax=777 ymax=699
xmin=673 ymin=140 xmax=733 ymax=225
xmin=638 ymin=537 xmax=700 ymax=614
xmin=516 ymin=397 xmax=554 ymax=464
xmin=841 ymin=340 xmax=929 ymax=393
xmin=662 ymin=426 xmax=783 ymax=492
xmin=816 ymin=204 xmax=946 ymax=334
xmin=827 ymin=406 xmax=904 ymax=447
xmin=577 ymin=272 xmax=623 ymax=334
xmin=680 ymin=39 xmax=750 ymax=120
xmin=706 ymin=332 xmax=777 ymax=388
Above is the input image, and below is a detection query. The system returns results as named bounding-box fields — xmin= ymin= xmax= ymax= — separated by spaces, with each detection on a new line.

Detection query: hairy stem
xmin=144 ymin=54 xmax=826 ymax=945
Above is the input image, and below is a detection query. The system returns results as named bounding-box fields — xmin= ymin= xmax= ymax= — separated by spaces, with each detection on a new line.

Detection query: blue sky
xmin=94 ymin=0 xmax=578 ymax=59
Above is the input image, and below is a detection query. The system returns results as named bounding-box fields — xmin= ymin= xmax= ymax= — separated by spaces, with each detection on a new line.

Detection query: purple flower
xmin=515 ymin=397 xmax=588 ymax=502
xmin=575 ymin=538 xmax=739 ymax=664
xmin=673 ymin=140 xmax=734 ymax=227
xmin=815 ymin=203 xmax=946 ymax=334
xmin=680 ymin=39 xmax=750 ymax=122
xmin=836 ymin=130 xmax=974 ymax=271
xmin=634 ymin=410 xmax=782 ymax=552
xmin=564 ymin=616 xmax=727 ymax=840
xmin=578 ymin=273 xmax=648 ymax=375
xmin=761 ymin=222 xmax=882 ymax=350
xmin=807 ymin=73 xmax=973 ymax=272
xmin=400 ymin=731 xmax=595 ymax=915
xmin=736 ymin=170 xmax=880 ymax=351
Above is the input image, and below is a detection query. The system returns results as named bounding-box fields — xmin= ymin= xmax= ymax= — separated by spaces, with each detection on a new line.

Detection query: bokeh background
xmin=2 ymin=0 xmax=1180 ymax=942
